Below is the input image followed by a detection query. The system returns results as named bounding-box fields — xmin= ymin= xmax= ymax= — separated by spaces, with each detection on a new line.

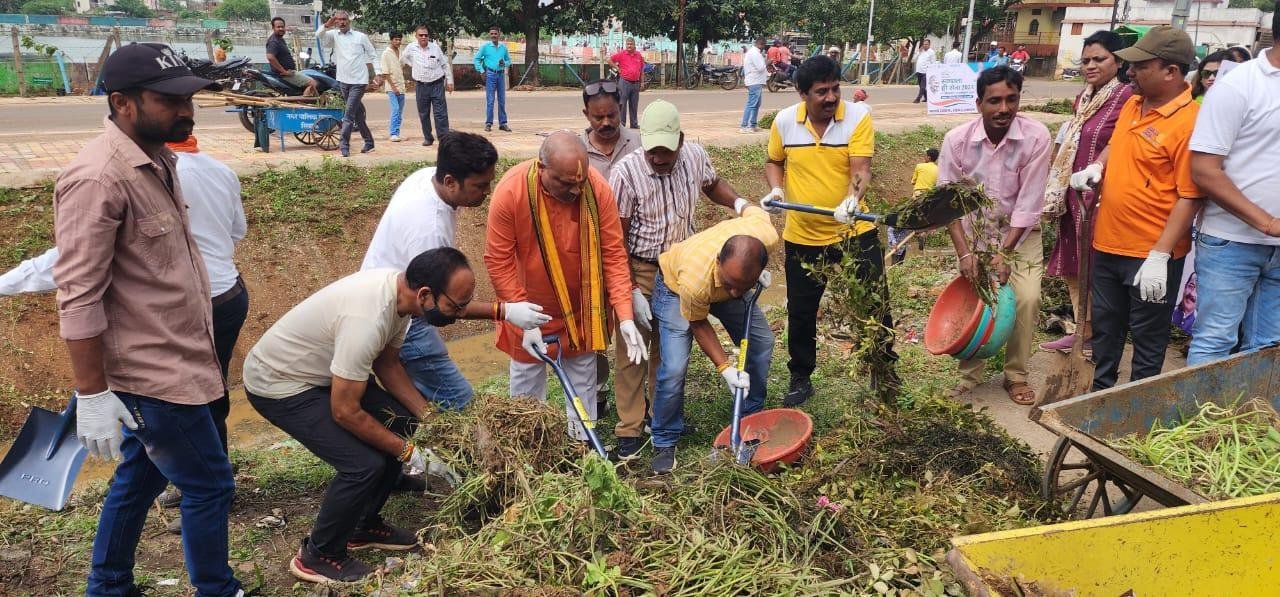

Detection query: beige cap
xmin=640 ymin=100 xmax=681 ymax=151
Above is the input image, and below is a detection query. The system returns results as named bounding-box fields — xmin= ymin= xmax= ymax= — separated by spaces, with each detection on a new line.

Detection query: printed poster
xmin=926 ymin=63 xmax=978 ymax=115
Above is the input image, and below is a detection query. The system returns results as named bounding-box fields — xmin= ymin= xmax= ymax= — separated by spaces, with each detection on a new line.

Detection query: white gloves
xmin=733 ymin=197 xmax=750 ymax=215
xmin=1069 ymin=163 xmax=1103 ymax=191
xmin=1134 ymin=250 xmax=1171 ymax=303
xmin=833 ymin=193 xmax=863 ymax=225
xmin=404 ymin=444 xmax=427 ymax=475
xmin=76 ymin=390 xmax=138 ymax=460
xmin=405 ymin=446 xmax=462 ymax=488
xmin=758 ymin=269 xmax=772 ymax=289
xmin=720 ymin=366 xmax=750 ymax=393
xmin=760 ymin=187 xmax=784 ymax=214
xmin=631 ymin=288 xmax=653 ymax=331
xmin=504 ymin=301 xmax=551 ymax=330
xmin=521 ymin=327 xmax=548 ymax=360
xmin=618 ymin=320 xmax=646 ymax=365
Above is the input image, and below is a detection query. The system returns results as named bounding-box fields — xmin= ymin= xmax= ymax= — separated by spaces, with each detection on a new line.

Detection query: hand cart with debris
xmin=1032 ymin=344 xmax=1280 ymax=518
xmin=199 ymin=91 xmax=344 ymax=153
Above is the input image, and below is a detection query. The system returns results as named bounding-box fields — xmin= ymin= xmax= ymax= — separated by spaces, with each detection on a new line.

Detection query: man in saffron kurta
xmin=485 ymin=132 xmax=644 ymax=441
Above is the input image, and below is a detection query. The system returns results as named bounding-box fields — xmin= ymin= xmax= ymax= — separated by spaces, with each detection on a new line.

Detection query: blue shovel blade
xmin=0 ymin=406 xmax=87 ymax=511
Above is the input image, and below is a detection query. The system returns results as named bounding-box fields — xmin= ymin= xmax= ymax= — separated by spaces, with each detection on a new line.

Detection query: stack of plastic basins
xmin=924 ymin=276 xmax=1014 ymax=360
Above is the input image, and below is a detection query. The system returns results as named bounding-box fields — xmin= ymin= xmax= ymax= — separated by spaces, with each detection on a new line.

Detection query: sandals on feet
xmin=1003 ymin=380 xmax=1036 ymax=406
xmin=948 ymin=384 xmax=974 ymax=399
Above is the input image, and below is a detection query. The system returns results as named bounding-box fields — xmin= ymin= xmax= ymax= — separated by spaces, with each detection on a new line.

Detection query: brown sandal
xmin=948 ymin=384 xmax=974 ymax=400
xmin=1003 ymin=380 xmax=1036 ymax=406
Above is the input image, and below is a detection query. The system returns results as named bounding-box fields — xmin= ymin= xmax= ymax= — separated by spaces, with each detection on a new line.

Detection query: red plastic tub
xmin=714 ymin=408 xmax=814 ymax=473
xmin=924 ymin=276 xmax=986 ymax=356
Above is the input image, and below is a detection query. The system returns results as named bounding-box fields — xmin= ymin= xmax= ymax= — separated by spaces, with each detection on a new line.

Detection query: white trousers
xmin=509 ymin=352 xmax=599 ymax=441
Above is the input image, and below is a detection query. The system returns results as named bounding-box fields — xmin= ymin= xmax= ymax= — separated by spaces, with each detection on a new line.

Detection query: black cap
xmin=102 ymin=43 xmax=221 ymax=94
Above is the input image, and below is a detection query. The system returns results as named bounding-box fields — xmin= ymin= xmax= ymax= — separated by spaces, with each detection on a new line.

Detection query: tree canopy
xmin=213 ymin=0 xmax=269 ymax=22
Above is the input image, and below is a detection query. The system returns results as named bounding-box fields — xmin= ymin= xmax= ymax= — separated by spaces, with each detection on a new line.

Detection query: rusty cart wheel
xmin=293 ymin=129 xmax=318 ymax=145
xmin=1042 ymin=436 xmax=1143 ymax=519
xmin=312 ymin=116 xmax=341 ymax=151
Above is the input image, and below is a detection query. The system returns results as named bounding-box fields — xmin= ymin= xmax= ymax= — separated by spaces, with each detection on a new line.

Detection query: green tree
xmin=214 ymin=0 xmax=269 ymax=21
xmin=19 ymin=0 xmax=73 ymax=14
xmin=1227 ymin=0 xmax=1273 ymax=9
xmin=111 ymin=0 xmax=156 ymax=18
xmin=328 ymin=0 xmax=470 ymax=38
xmin=616 ymin=0 xmax=780 ymax=79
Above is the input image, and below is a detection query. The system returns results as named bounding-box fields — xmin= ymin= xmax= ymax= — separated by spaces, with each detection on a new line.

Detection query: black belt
xmin=631 ymin=255 xmax=658 ymax=266
xmin=416 ymin=76 xmax=444 ymax=85
xmin=211 ymin=276 xmax=245 ymax=308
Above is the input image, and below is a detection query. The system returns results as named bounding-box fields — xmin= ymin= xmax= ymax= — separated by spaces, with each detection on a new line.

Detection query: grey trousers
xmin=415 ymin=77 xmax=449 ymax=143
xmin=338 ymin=82 xmax=372 ymax=151
xmin=510 ymin=352 xmax=598 ymax=441
xmin=618 ymin=78 xmax=640 ymax=128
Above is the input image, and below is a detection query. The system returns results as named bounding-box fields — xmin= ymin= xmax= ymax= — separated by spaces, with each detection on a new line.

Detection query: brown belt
xmin=211 ymin=276 xmax=245 ymax=308
xmin=630 ymin=255 xmax=658 ymax=266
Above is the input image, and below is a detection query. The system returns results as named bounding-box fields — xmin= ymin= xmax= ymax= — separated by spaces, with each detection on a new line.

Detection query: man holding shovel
xmin=649 ymin=205 xmax=779 ymax=474
xmin=938 ymin=66 xmax=1052 ymax=406
xmin=52 ymin=43 xmax=245 ymax=596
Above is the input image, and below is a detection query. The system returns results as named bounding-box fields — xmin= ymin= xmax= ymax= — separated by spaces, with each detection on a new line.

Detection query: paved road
xmin=0 ymin=80 xmax=1083 ymax=138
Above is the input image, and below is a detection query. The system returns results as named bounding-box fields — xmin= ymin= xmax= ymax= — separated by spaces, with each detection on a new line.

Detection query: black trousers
xmin=247 ymin=384 xmax=416 ymax=557
xmin=1090 ymin=250 xmax=1184 ymax=391
xmin=415 ymin=77 xmax=449 ymax=143
xmin=784 ymin=231 xmax=897 ymax=382
xmin=210 ymin=281 xmax=249 ymax=454
xmin=914 ymin=72 xmax=927 ymax=102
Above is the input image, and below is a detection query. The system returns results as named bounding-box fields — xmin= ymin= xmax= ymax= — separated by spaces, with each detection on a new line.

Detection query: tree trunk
xmin=696 ymin=38 xmax=707 ymax=66
xmin=523 ymin=0 xmax=540 ymax=86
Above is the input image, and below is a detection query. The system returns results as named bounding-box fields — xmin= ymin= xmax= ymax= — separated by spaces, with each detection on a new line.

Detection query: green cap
xmin=640 ymin=100 xmax=681 ymax=151
xmin=1115 ymin=25 xmax=1195 ymax=67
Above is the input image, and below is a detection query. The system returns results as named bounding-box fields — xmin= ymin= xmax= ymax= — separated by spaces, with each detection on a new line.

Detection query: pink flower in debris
xmin=816 ymin=495 xmax=844 ymax=513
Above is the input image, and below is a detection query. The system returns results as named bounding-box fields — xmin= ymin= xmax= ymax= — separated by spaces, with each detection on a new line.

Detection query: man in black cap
xmin=52 ymin=42 xmax=246 ymax=596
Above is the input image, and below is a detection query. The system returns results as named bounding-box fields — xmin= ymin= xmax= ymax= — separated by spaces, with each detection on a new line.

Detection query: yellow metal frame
xmin=947 ymin=493 xmax=1280 ymax=596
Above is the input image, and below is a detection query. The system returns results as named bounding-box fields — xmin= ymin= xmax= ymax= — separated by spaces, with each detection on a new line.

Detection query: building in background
xmin=268 ymin=0 xmax=316 ymax=29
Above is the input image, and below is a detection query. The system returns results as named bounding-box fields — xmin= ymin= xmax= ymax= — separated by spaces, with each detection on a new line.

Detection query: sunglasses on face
xmin=1201 ymin=69 xmax=1218 ymax=78
xmin=583 ymin=81 xmax=619 ymax=96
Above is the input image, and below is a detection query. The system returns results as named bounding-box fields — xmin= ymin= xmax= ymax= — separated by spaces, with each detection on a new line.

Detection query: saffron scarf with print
xmin=526 ymin=162 xmax=609 ymax=352
xmin=1043 ymin=78 xmax=1122 ymax=218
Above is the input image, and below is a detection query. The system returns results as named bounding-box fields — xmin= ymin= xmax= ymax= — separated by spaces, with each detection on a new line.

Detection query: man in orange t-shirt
xmin=484 ymin=131 xmax=645 ymax=441
xmin=1076 ymin=26 xmax=1203 ymax=390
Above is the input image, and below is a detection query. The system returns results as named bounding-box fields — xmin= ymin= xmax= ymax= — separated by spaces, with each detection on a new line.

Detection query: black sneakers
xmin=289 ymin=538 xmax=376 ymax=584
xmin=347 ymin=521 xmax=418 ymax=551
xmin=613 ymin=437 xmax=644 ymax=461
xmin=782 ymin=378 xmax=814 ymax=407
xmin=651 ymin=446 xmax=677 ymax=474
xmin=499 ymin=124 xmax=512 ymax=132
xmin=156 ymin=486 xmax=182 ymax=509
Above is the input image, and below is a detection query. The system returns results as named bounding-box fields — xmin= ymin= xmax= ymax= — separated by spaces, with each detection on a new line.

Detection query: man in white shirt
xmin=943 ymin=41 xmax=963 ymax=65
xmin=1187 ymin=19 xmax=1280 ymax=365
xmin=361 ymin=131 xmax=549 ymax=410
xmin=401 ymin=25 xmax=454 ymax=147
xmin=913 ymin=39 xmax=936 ymax=103
xmin=740 ymin=37 xmax=768 ymax=133
xmin=319 ymin=10 xmax=382 ymax=157
xmin=244 ymin=248 xmax=470 ymax=585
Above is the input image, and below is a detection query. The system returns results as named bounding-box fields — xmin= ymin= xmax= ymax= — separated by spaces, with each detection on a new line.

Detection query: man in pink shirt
xmin=937 ymin=66 xmax=1052 ymax=406
xmin=609 ymin=37 xmax=645 ymax=129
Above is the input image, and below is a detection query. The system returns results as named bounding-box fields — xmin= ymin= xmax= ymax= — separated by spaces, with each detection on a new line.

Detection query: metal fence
xmin=0 ymin=55 xmax=70 ymax=95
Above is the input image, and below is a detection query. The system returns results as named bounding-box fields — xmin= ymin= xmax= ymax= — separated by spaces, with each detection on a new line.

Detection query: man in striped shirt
xmin=606 ymin=100 xmax=756 ymax=461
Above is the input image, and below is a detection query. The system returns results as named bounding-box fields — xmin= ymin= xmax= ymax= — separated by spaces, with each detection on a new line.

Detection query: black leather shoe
xmin=782 ymin=378 xmax=814 ymax=407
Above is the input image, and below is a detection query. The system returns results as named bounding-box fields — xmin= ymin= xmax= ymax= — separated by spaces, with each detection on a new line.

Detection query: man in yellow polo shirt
xmin=648 ymin=205 xmax=779 ymax=473
xmin=761 ymin=55 xmax=897 ymax=406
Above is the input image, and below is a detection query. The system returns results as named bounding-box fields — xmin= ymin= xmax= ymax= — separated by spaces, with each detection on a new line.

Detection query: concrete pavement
xmin=0 ymin=81 xmax=1079 ymax=188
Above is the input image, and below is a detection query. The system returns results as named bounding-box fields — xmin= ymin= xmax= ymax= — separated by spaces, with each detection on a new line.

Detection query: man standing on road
xmin=320 ymin=10 xmax=382 ymax=157
xmin=362 ymin=132 xmax=549 ymax=410
xmin=266 ymin=17 xmax=315 ymax=96
xmin=1187 ymin=9 xmax=1280 ymax=365
xmin=913 ymin=39 xmax=936 ymax=104
xmin=53 ymin=43 xmax=243 ymax=596
xmin=615 ymin=101 xmax=769 ymax=469
xmin=475 ymin=27 xmax=512 ymax=133
xmin=381 ymin=32 xmax=407 ymax=143
xmin=484 ymin=132 xmax=645 ymax=441
xmin=740 ymin=37 xmax=768 ymax=133
xmin=610 ymin=37 xmax=645 ymax=129
xmin=401 ymin=25 xmax=454 ymax=147
xmin=761 ymin=56 xmax=898 ymax=407
xmin=244 ymin=248 xmax=472 ymax=584
xmin=944 ymin=41 xmax=963 ymax=65
xmin=1076 ymin=26 xmax=1201 ymax=389
xmin=938 ymin=66 xmax=1051 ymax=406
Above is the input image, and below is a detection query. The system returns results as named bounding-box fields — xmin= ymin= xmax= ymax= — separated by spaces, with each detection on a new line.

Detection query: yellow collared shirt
xmin=658 ymin=206 xmax=780 ymax=321
xmin=767 ymin=100 xmax=876 ymax=245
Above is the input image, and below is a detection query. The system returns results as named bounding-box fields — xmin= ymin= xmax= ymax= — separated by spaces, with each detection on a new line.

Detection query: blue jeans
xmin=483 ymin=70 xmax=507 ymax=126
xmin=650 ymin=272 xmax=775 ymax=449
xmin=88 ymin=393 xmax=238 ymax=596
xmin=1187 ymin=233 xmax=1280 ymax=366
xmin=399 ymin=317 xmax=473 ymax=410
xmin=386 ymin=91 xmax=405 ymax=137
xmin=740 ymin=84 xmax=762 ymax=128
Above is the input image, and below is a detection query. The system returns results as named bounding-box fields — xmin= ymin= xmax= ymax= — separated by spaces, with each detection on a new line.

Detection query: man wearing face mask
xmin=362 ymin=131 xmax=550 ymax=410
xmin=244 ymin=247 xmax=474 ymax=584
xmin=485 ymin=131 xmax=645 ymax=442
xmin=607 ymin=100 xmax=757 ymax=461
xmin=52 ymin=43 xmax=245 ymax=596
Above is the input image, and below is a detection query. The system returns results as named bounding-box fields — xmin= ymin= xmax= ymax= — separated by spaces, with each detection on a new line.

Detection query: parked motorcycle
xmin=180 ymin=52 xmax=252 ymax=88
xmin=606 ymin=63 xmax=658 ymax=91
xmin=233 ymin=64 xmax=341 ymax=132
xmin=687 ymin=63 xmax=740 ymax=90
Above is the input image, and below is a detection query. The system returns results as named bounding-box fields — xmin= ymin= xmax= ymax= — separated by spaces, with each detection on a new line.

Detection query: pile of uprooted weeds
xmin=393 ymin=393 xmax=1054 ymax=595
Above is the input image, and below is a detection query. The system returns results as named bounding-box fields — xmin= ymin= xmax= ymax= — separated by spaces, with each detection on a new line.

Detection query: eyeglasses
xmin=583 ymin=81 xmax=618 ymax=96
xmin=1201 ymin=69 xmax=1218 ymax=78
xmin=437 ymin=290 xmax=472 ymax=313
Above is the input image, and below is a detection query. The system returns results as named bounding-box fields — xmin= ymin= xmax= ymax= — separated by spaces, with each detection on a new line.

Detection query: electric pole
xmin=963 ymin=0 xmax=977 ymax=63
xmin=1171 ymin=0 xmax=1191 ymax=30
xmin=863 ymin=0 xmax=875 ymax=84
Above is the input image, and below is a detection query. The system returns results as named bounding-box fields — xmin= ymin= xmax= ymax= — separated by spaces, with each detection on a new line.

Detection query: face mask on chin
xmin=422 ymin=306 xmax=458 ymax=327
